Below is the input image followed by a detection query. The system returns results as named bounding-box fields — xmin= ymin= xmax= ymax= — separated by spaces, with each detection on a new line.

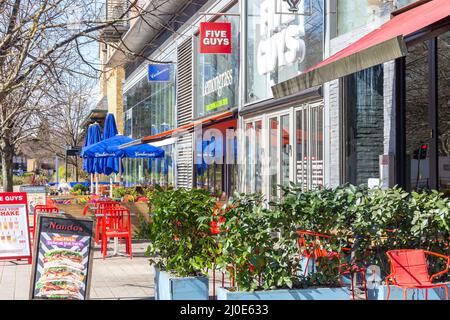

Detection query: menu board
xmin=0 ymin=192 xmax=32 ymax=263
xmin=30 ymin=215 xmax=94 ymax=300
xmin=19 ymin=185 xmax=47 ymax=215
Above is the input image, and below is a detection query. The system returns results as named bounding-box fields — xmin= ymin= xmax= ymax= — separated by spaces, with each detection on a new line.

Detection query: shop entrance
xmin=401 ymin=30 xmax=450 ymax=192
xmin=243 ymin=100 xmax=324 ymax=200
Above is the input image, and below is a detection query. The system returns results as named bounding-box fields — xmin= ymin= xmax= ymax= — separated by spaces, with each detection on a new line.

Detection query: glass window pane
xmin=281 ymin=115 xmax=290 ymax=187
xmin=255 ymin=120 xmax=263 ymax=193
xmin=296 ymin=110 xmax=304 ymax=187
xmin=302 ymin=108 xmax=309 ymax=189
xmin=345 ymin=65 xmax=384 ymax=186
xmin=245 ymin=122 xmax=254 ymax=194
xmin=269 ymin=117 xmax=279 ymax=199
xmin=246 ymin=0 xmax=324 ymax=103
xmin=405 ymin=41 xmax=430 ymax=190
xmin=196 ymin=4 xmax=240 ymax=118
xmin=313 ymin=105 xmax=324 ymax=188
xmin=438 ymin=31 xmax=450 ymax=191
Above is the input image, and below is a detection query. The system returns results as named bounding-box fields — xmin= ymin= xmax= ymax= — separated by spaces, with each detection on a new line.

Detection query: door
xmin=403 ymin=31 xmax=450 ymax=192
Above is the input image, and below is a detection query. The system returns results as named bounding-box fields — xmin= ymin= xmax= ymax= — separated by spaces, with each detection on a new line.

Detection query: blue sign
xmin=148 ymin=64 xmax=172 ymax=82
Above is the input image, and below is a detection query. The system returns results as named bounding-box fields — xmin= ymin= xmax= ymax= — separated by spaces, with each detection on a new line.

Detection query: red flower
xmin=249 ymin=264 xmax=255 ymax=272
xmin=210 ymin=221 xmax=220 ymax=235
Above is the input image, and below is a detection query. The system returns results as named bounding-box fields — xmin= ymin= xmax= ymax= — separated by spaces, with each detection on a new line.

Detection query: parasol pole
xmin=95 ymin=174 xmax=99 ymax=195
xmin=109 ymin=174 xmax=113 ymax=199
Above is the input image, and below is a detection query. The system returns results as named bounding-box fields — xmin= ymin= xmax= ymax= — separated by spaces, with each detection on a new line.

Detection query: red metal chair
xmin=30 ymin=205 xmax=60 ymax=239
xmin=386 ymin=249 xmax=450 ymax=300
xmin=297 ymin=230 xmax=368 ymax=300
xmin=83 ymin=201 xmax=122 ymax=244
xmin=101 ymin=207 xmax=132 ymax=259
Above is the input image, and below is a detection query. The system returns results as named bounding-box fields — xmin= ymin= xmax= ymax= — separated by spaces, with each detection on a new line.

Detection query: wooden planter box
xmin=51 ymin=199 xmax=150 ymax=236
xmin=368 ymin=284 xmax=450 ymax=300
xmin=217 ymin=286 xmax=351 ymax=300
xmin=154 ymin=267 xmax=209 ymax=300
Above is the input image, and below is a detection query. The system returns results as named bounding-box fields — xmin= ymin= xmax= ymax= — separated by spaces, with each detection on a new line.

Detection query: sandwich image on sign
xmin=42 ymin=249 xmax=83 ymax=269
xmin=36 ymin=249 xmax=85 ymax=300
xmin=36 ymin=279 xmax=84 ymax=300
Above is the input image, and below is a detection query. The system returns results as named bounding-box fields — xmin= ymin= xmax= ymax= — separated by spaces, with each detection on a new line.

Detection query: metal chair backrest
xmin=96 ymin=201 xmax=122 ymax=215
xmin=387 ymin=249 xmax=430 ymax=286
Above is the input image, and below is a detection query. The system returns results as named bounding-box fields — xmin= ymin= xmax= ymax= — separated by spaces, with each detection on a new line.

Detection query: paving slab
xmin=0 ymin=241 xmax=155 ymax=300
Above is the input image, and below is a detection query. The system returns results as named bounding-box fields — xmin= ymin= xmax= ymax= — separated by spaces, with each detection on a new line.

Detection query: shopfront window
xmin=194 ymin=120 xmax=237 ymax=198
xmin=195 ymin=3 xmax=240 ymax=118
xmin=345 ymin=65 xmax=384 ymax=186
xmin=246 ymin=0 xmax=324 ymax=103
xmin=123 ymin=58 xmax=176 ymax=138
xmin=336 ymin=0 xmax=418 ymax=37
xmin=438 ymin=31 xmax=450 ymax=192
xmin=245 ymin=119 xmax=264 ymax=194
xmin=245 ymin=122 xmax=254 ymax=194
xmin=269 ymin=117 xmax=279 ymax=199
xmin=122 ymin=144 xmax=175 ymax=187
xmin=296 ymin=102 xmax=324 ymax=190
xmin=281 ymin=115 xmax=290 ymax=187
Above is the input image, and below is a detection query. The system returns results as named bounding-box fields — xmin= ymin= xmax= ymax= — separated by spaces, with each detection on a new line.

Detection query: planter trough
xmin=154 ymin=267 xmax=209 ymax=300
xmin=368 ymin=284 xmax=450 ymax=300
xmin=217 ymin=286 xmax=351 ymax=300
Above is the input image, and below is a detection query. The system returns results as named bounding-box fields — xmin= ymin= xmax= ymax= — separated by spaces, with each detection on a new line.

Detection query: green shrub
xmin=145 ymin=186 xmax=218 ymax=277
xmin=72 ymin=184 xmax=89 ymax=193
xmin=13 ymin=175 xmax=25 ymax=186
xmin=112 ymin=187 xmax=139 ymax=199
xmin=215 ymin=184 xmax=450 ymax=291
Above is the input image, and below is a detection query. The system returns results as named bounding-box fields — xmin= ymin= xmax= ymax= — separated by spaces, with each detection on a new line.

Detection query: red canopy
xmin=272 ymin=0 xmax=450 ymax=98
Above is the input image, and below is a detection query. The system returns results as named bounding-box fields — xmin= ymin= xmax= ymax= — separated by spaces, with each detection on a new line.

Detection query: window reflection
xmin=438 ymin=32 xmax=450 ymax=191
xmin=123 ymin=64 xmax=176 ymax=138
xmin=345 ymin=65 xmax=384 ymax=186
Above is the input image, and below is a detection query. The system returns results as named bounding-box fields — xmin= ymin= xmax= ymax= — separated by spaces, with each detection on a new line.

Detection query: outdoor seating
xmin=297 ymin=230 xmax=368 ymax=300
xmin=30 ymin=205 xmax=60 ymax=239
xmin=101 ymin=207 xmax=132 ymax=259
xmin=83 ymin=201 xmax=122 ymax=244
xmin=385 ymin=249 xmax=450 ymax=300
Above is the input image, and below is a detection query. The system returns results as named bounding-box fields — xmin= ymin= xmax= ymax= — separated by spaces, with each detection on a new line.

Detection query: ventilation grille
xmin=177 ymin=37 xmax=193 ymax=126
xmin=176 ymin=134 xmax=193 ymax=189
xmin=175 ymin=38 xmax=193 ymax=188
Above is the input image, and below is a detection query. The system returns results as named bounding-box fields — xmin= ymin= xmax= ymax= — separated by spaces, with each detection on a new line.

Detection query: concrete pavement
xmin=0 ymin=241 xmax=155 ymax=300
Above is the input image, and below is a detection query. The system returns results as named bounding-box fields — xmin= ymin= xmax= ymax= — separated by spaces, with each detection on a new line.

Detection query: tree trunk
xmin=1 ymin=141 xmax=14 ymax=192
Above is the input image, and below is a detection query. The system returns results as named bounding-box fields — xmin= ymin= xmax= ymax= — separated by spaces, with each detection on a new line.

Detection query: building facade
xmin=100 ymin=0 xmax=450 ymax=199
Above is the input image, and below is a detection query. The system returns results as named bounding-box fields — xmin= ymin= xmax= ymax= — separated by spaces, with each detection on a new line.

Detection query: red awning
xmin=272 ymin=0 xmax=450 ymax=98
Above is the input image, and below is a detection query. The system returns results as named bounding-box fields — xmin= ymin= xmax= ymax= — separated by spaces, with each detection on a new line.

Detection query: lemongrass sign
xmin=0 ymin=192 xmax=32 ymax=263
xmin=199 ymin=22 xmax=232 ymax=54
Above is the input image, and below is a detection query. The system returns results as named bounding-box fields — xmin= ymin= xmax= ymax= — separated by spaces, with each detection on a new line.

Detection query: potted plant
xmin=214 ymin=190 xmax=351 ymax=300
xmin=145 ymin=186 xmax=218 ymax=300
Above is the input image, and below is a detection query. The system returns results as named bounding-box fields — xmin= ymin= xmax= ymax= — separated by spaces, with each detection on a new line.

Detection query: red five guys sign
xmin=199 ymin=22 xmax=232 ymax=54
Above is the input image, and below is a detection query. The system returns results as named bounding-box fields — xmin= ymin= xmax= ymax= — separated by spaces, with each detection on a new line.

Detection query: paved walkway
xmin=0 ymin=241 xmax=155 ymax=300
